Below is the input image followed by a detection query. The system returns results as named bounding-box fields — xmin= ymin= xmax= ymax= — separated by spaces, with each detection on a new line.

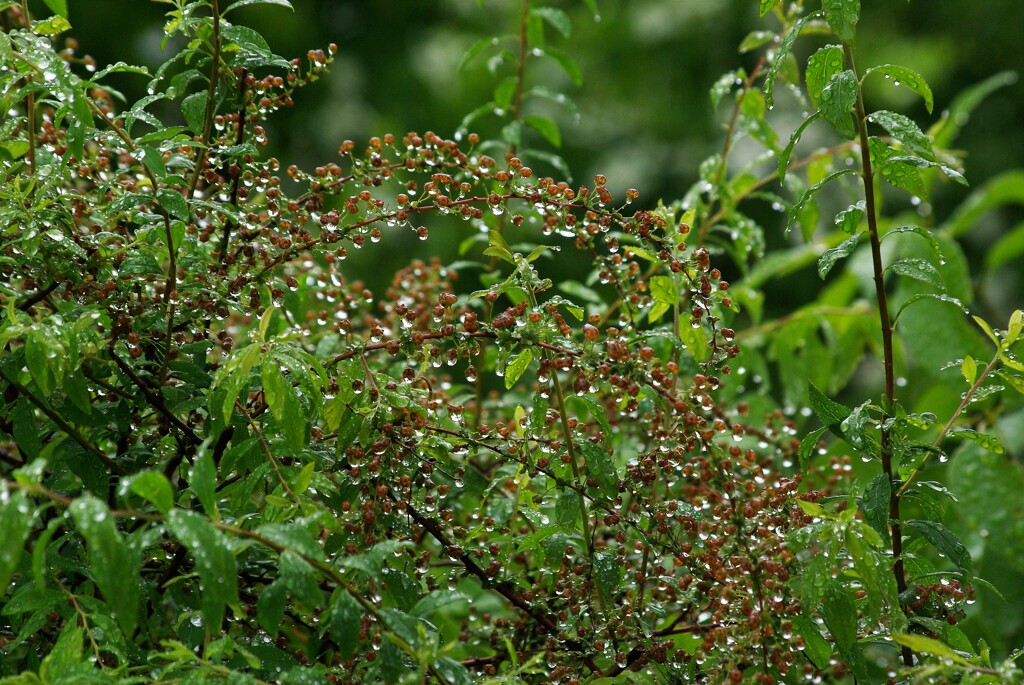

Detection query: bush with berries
xmin=1 ymin=1 xmax=1021 ymax=683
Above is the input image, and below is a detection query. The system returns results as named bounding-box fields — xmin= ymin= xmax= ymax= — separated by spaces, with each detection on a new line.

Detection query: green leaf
xmin=960 ymin=355 xmax=978 ymax=385
xmin=42 ymin=0 xmax=68 ymax=16
xmin=791 ymin=615 xmax=831 ymax=669
xmin=279 ymin=549 xmax=322 ymax=607
xmin=678 ymin=319 xmax=709 ymax=363
xmin=69 ymin=496 xmax=140 ymax=635
xmin=40 ymin=624 xmax=83 ymax=679
xmin=868 ymin=110 xmax=934 ymax=160
xmin=262 ymin=360 xmax=306 ymax=454
xmin=555 ymin=489 xmax=580 ymax=533
xmin=882 ymin=225 xmax=943 ymax=263
xmin=822 ymin=0 xmax=860 ymax=42
xmin=798 ymin=426 xmax=827 ymax=471
xmin=649 ymin=275 xmax=678 ymax=305
xmin=758 ymin=0 xmax=779 ymax=17
xmin=1009 ymin=309 xmax=1023 ymax=343
xmin=580 ymin=441 xmax=618 ymax=499
xmin=223 ymin=0 xmax=294 ymax=14
xmin=592 ymin=551 xmax=621 ymax=605
xmin=190 ymin=449 xmax=219 ymax=520
xmin=412 ymin=590 xmax=466 ymax=619
xmin=167 ymin=509 xmax=240 ymax=630
xmin=181 ymin=91 xmax=208 ymax=135
xmin=892 ymin=293 xmax=968 ymax=328
xmin=779 ymin=113 xmax=822 ymax=184
xmin=834 ymin=201 xmax=865 ymax=233
xmin=805 ymin=45 xmax=845 ymax=110
xmin=524 ymin=114 xmax=561 ymax=148
xmin=540 ymin=46 xmax=582 ymax=86
xmin=483 ymin=230 xmax=515 ymax=265
xmin=504 ymin=348 xmax=533 ymax=389
xmin=11 ymin=400 xmax=40 ymax=463
xmin=808 ymin=381 xmax=851 ymax=436
xmin=433 ymin=657 xmax=474 ymax=685
xmin=951 ymin=429 xmax=1005 ymax=455
xmin=864 ymin=64 xmax=934 ymax=113
xmin=893 ymin=633 xmax=970 ymax=665
xmin=739 ymin=30 xmax=775 ymax=53
xmin=818 ymin=69 xmax=858 ymax=139
xmin=458 ymin=36 xmax=497 ymax=72
xmin=256 ymin=523 xmax=322 ymax=559
xmin=787 ymin=169 xmax=857 ymax=234
xmin=710 ymin=69 xmax=745 ymax=110
xmin=765 ymin=12 xmax=820 ymax=109
xmin=156 ymin=188 xmax=190 ymax=221
xmin=127 ymin=471 xmax=174 ymax=514
xmin=821 ymin=582 xmax=867 ymax=680
xmin=137 ymin=145 xmax=166 ymax=178
xmin=25 ymin=329 xmax=57 ymax=397
xmin=797 ymin=500 xmax=830 ymax=518
xmin=862 ymin=474 xmax=891 ymax=542
xmin=31 ymin=15 xmax=71 ymax=35
xmin=0 ymin=488 xmax=35 ymax=593
xmin=330 ymin=590 xmax=361 ymax=659
xmin=872 ymin=139 xmax=966 ymax=191
xmin=61 ymin=442 xmax=107 ymax=497
xmin=817 ymin=233 xmax=861 ymax=279
xmin=493 ymin=77 xmax=517 ymax=111
xmin=905 ymin=519 xmax=973 ymax=576
xmin=886 ymin=258 xmax=944 ymax=290
xmin=257 ymin=581 xmax=287 ymax=636
xmin=569 ymin=394 xmax=613 ymax=447
xmin=529 ymin=7 xmax=571 ymax=38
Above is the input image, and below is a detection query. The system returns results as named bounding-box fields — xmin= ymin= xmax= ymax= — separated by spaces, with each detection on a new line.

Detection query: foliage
xmin=1 ymin=0 xmax=1022 ymax=683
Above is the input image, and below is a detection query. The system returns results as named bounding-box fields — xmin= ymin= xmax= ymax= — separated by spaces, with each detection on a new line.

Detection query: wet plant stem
xmin=845 ymin=43 xmax=913 ymax=668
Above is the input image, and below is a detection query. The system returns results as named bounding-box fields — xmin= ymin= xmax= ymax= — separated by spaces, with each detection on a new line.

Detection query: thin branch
xmin=0 ymin=367 xmax=126 ymax=476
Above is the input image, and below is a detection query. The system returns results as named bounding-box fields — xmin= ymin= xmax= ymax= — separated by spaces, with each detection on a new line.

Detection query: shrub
xmin=1 ymin=1 xmax=1021 ymax=683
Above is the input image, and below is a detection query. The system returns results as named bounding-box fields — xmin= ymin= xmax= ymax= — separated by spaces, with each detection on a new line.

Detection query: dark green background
xmin=63 ymin=0 xmax=1023 ymax=318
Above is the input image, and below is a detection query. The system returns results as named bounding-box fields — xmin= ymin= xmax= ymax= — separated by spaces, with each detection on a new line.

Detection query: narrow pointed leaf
xmin=779 ymin=111 xmax=821 ymax=184
xmin=765 ymin=12 xmax=821 ymax=108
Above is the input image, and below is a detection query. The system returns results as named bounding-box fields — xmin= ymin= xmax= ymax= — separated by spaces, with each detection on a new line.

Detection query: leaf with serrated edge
xmin=823 ymin=0 xmax=860 ymax=42
xmin=818 ymin=70 xmax=858 ymax=139
xmin=806 ymin=45 xmax=845 ymax=109
xmin=893 ymin=293 xmax=967 ymax=328
xmin=504 ymin=348 xmax=533 ymax=389
xmin=868 ymin=110 xmax=934 ymax=160
xmin=905 ymin=519 xmax=973 ymax=576
xmin=882 ymin=225 xmax=943 ymax=263
xmin=864 ymin=64 xmax=934 ymax=113
xmin=818 ymin=233 xmax=861 ymax=279
xmin=886 ymin=258 xmax=944 ymax=290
